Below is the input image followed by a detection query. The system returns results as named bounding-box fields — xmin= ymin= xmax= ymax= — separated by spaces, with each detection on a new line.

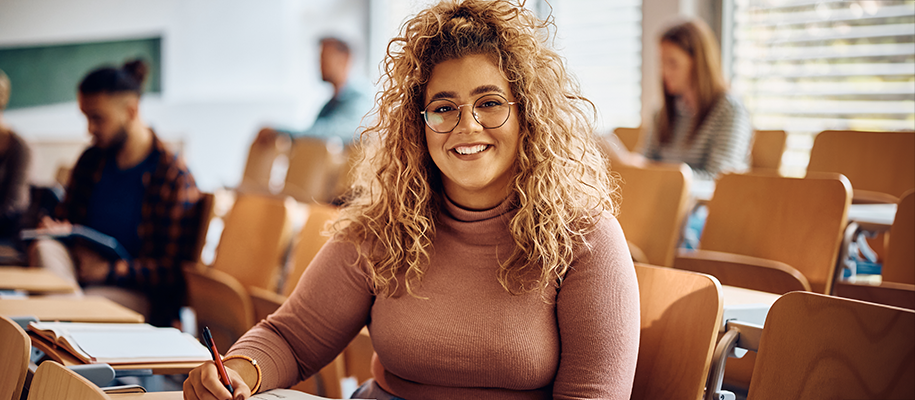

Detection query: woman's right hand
xmin=184 ymin=360 xmax=252 ymax=400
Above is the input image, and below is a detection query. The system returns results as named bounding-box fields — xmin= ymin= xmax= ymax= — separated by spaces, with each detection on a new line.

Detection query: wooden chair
xmin=884 ymin=189 xmax=915 ymax=285
xmin=27 ymin=361 xmax=108 ymax=400
xmin=748 ymin=291 xmax=915 ymax=400
xmin=185 ymin=266 xmax=254 ymax=351
xmin=807 ymin=130 xmax=915 ymax=203
xmin=0 ymin=315 xmax=30 ymax=400
xmin=281 ymin=203 xmax=339 ymax=296
xmin=632 ymin=263 xmax=723 ymax=400
xmin=614 ymin=126 xmax=643 ymax=152
xmin=614 ymin=163 xmax=692 ymax=267
xmin=283 ymin=137 xmax=349 ymax=204
xmin=238 ymin=135 xmax=291 ymax=194
xmin=211 ymin=193 xmax=293 ymax=291
xmin=695 ymin=172 xmax=852 ymax=294
xmin=833 ymin=189 xmax=915 ymax=309
xmin=190 ymin=192 xmax=215 ymax=265
xmin=749 ymin=130 xmax=786 ymax=173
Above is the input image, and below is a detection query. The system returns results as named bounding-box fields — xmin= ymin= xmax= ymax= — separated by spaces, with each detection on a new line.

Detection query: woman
xmin=611 ymin=19 xmax=752 ymax=181
xmin=183 ymin=1 xmax=639 ymax=399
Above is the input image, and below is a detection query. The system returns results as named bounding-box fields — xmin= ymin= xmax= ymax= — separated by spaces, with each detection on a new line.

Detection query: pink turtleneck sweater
xmin=229 ymin=197 xmax=640 ymax=399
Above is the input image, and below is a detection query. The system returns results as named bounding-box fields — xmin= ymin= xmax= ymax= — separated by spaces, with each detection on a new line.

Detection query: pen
xmin=202 ymin=326 xmax=235 ymax=395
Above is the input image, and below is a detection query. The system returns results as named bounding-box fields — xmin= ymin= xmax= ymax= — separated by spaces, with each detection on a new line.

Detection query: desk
xmin=847 ymin=203 xmax=897 ymax=229
xmin=0 ymin=266 xmax=77 ymax=294
xmin=720 ymin=285 xmax=780 ymax=331
xmin=0 ymin=296 xmax=144 ymax=323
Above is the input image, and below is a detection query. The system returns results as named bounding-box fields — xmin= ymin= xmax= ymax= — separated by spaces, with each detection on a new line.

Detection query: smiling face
xmin=660 ymin=40 xmax=695 ymax=96
xmin=424 ymin=54 xmax=521 ymax=210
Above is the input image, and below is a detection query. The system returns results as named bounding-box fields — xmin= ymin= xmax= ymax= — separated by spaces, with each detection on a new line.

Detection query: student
xmin=256 ymin=36 xmax=374 ymax=145
xmin=609 ymin=19 xmax=752 ymax=181
xmin=184 ymin=1 xmax=639 ymax=399
xmin=0 ymin=69 xmax=31 ymax=253
xmin=34 ymin=60 xmax=202 ymax=327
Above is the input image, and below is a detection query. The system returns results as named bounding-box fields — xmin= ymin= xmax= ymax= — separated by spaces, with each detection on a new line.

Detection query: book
xmin=251 ymin=389 xmax=349 ymax=400
xmin=20 ymin=225 xmax=132 ymax=261
xmin=27 ymin=321 xmax=212 ymax=365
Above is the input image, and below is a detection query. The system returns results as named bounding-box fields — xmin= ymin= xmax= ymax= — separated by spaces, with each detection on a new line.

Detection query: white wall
xmin=0 ymin=0 xmax=371 ymax=191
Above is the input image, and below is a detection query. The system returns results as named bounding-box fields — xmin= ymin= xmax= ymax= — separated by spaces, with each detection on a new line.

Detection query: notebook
xmin=28 ymin=321 xmax=211 ymax=364
xmin=251 ymin=389 xmax=346 ymax=399
xmin=20 ymin=225 xmax=132 ymax=261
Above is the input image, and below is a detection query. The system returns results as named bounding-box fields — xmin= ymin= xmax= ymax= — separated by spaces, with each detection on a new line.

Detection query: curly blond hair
xmin=334 ymin=0 xmax=618 ymax=297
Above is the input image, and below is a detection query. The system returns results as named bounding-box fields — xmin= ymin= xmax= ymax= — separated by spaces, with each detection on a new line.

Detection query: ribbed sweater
xmin=229 ymin=196 xmax=640 ymax=399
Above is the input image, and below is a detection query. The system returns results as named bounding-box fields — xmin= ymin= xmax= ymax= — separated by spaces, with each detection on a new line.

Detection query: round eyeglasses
xmin=420 ymin=93 xmax=517 ymax=133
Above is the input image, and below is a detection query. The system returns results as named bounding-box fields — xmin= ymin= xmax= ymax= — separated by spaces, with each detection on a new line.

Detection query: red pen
xmin=202 ymin=326 xmax=235 ymax=395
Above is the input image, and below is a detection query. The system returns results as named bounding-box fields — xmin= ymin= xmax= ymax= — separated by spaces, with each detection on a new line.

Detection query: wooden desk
xmin=0 ymin=266 xmax=77 ymax=294
xmin=29 ymin=332 xmax=203 ymax=375
xmin=0 ymin=296 xmax=144 ymax=323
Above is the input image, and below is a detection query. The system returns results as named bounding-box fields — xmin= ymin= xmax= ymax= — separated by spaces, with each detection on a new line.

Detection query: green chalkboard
xmin=0 ymin=37 xmax=161 ymax=110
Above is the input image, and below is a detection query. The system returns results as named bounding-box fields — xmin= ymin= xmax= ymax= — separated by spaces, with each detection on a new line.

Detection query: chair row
xmin=238 ymin=135 xmax=358 ymax=205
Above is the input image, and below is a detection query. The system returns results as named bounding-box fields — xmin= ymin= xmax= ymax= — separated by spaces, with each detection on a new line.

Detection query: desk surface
xmin=847 ymin=203 xmax=897 ymax=227
xmin=0 ymin=266 xmax=77 ymax=294
xmin=721 ymin=285 xmax=781 ymax=330
xmin=0 ymin=296 xmax=144 ymax=323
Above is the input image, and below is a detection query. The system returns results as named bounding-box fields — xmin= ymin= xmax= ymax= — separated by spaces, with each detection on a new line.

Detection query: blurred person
xmin=0 ymin=69 xmax=31 ymax=256
xmin=607 ymin=18 xmax=752 ymax=181
xmin=256 ymin=36 xmax=374 ymax=145
xmin=33 ymin=59 xmax=202 ymax=327
xmin=183 ymin=1 xmax=639 ymax=399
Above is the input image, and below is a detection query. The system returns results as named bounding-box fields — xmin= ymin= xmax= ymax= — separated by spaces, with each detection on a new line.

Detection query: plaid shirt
xmin=56 ymin=133 xmax=201 ymax=325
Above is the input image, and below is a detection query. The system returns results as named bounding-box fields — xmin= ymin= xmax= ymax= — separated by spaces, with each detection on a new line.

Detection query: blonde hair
xmin=334 ymin=0 xmax=618 ymax=297
xmin=656 ymin=19 xmax=728 ymax=144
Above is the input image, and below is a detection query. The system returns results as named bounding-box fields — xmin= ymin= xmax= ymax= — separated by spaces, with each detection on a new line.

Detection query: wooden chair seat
xmin=0 ymin=315 xmax=30 ymax=400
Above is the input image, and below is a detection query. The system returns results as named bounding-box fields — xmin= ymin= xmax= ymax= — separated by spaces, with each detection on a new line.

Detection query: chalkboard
xmin=0 ymin=37 xmax=161 ymax=110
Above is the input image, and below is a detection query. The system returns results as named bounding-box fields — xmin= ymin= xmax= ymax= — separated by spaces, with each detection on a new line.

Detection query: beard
xmin=98 ymin=125 xmax=129 ymax=155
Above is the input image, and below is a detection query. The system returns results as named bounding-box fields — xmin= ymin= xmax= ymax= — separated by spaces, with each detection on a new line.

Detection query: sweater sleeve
xmin=553 ymin=215 xmax=640 ymax=400
xmin=693 ymin=94 xmax=753 ymax=180
xmin=227 ymin=239 xmax=374 ymax=391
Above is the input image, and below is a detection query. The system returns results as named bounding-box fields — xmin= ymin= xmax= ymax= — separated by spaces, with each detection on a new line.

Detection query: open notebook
xmin=21 ymin=225 xmax=132 ymax=261
xmin=252 ymin=389 xmax=344 ymax=399
xmin=28 ymin=321 xmax=211 ymax=364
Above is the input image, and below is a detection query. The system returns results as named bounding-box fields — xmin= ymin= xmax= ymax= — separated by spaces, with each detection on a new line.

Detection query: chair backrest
xmin=27 ymin=361 xmax=109 ymax=400
xmin=185 ymin=266 xmax=254 ymax=351
xmin=632 ymin=263 xmax=723 ymax=400
xmin=702 ymin=173 xmax=852 ymax=294
xmin=212 ymin=193 xmax=293 ymax=291
xmin=613 ymin=126 xmax=643 ymax=152
xmin=614 ymin=163 xmax=692 ymax=267
xmin=283 ymin=137 xmax=349 ymax=204
xmin=239 ymin=137 xmax=291 ymax=194
xmin=190 ymin=192 xmax=216 ymax=265
xmin=0 ymin=315 xmax=30 ymax=400
xmin=807 ymin=130 xmax=915 ymax=200
xmin=749 ymin=291 xmax=915 ymax=400
xmin=750 ymin=129 xmax=786 ymax=172
xmin=282 ymin=203 xmax=339 ymax=296
xmin=884 ymin=189 xmax=915 ymax=285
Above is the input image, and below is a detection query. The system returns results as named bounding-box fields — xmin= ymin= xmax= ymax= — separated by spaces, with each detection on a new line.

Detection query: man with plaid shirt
xmin=34 ymin=60 xmax=202 ymax=327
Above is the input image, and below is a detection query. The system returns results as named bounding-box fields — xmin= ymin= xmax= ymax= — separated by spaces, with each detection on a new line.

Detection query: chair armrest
xmin=853 ymin=190 xmax=899 ymax=205
xmin=832 ymin=281 xmax=915 ymax=310
xmin=68 ymin=364 xmax=115 ymax=387
xmin=675 ymin=250 xmax=811 ymax=294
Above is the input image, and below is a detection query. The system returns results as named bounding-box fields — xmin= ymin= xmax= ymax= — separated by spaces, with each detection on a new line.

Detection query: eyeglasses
xmin=420 ymin=93 xmax=517 ymax=133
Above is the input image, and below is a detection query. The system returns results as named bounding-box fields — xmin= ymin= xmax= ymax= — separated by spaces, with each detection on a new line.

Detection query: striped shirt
xmin=642 ymin=92 xmax=752 ymax=180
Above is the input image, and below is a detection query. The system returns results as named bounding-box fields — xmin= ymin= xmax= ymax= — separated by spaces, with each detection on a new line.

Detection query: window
xmin=728 ymin=0 xmax=915 ymax=176
xmin=369 ymin=0 xmax=643 ymax=132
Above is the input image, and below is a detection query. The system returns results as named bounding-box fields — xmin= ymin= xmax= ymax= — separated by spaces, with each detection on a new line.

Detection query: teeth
xmin=454 ymin=144 xmax=488 ymax=155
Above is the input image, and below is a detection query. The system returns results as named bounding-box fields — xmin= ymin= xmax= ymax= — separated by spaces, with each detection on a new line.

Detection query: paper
xmin=251 ymin=389 xmax=358 ymax=399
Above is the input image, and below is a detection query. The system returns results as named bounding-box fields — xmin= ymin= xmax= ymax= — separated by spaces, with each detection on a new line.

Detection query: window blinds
xmin=729 ymin=0 xmax=915 ymax=176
